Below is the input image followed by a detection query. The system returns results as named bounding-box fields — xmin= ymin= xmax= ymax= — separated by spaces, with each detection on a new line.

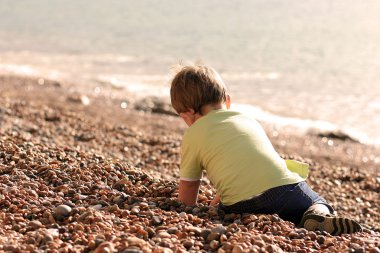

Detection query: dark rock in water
xmin=45 ymin=111 xmax=61 ymax=121
xmin=67 ymin=94 xmax=90 ymax=105
xmin=316 ymin=130 xmax=359 ymax=142
xmin=75 ymin=132 xmax=95 ymax=142
xmin=134 ymin=96 xmax=177 ymax=116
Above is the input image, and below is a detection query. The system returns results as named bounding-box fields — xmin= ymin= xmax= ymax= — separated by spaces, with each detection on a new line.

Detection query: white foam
xmin=231 ymin=103 xmax=379 ymax=146
xmin=95 ymin=74 xmax=170 ymax=97
xmin=0 ymin=64 xmax=38 ymax=76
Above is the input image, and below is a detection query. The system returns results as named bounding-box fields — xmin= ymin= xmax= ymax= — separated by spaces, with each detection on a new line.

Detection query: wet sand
xmin=0 ymin=75 xmax=379 ymax=252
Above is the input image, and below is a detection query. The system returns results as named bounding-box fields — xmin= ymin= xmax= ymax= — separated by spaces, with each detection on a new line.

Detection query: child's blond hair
xmin=170 ymin=64 xmax=227 ymax=114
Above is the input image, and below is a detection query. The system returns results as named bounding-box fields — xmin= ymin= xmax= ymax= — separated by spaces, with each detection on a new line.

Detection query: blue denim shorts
xmin=219 ymin=181 xmax=335 ymax=225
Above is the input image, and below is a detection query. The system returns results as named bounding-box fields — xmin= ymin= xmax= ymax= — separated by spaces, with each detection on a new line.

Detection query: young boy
xmin=170 ymin=64 xmax=362 ymax=235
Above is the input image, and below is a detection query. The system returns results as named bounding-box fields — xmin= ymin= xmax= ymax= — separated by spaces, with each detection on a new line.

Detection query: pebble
xmin=369 ymin=247 xmax=380 ymax=253
xmin=53 ymin=204 xmax=72 ymax=218
xmin=182 ymin=239 xmax=194 ymax=249
xmin=151 ymin=215 xmax=162 ymax=225
xmin=208 ymin=232 xmax=221 ymax=242
xmin=122 ymin=249 xmax=143 ymax=253
xmin=188 ymin=226 xmax=202 ymax=235
xmin=94 ymin=242 xmax=114 ymax=253
xmin=156 ymin=231 xmax=171 ymax=238
xmin=201 ymin=229 xmax=212 ymax=240
xmin=324 ymin=238 xmax=335 ymax=247
xmin=131 ymin=206 xmax=140 ymax=214
xmin=91 ymin=204 xmax=103 ymax=210
xmin=350 ymin=243 xmax=365 ymax=253
xmin=167 ymin=227 xmax=178 ymax=234
xmin=211 ymin=225 xmax=227 ymax=235
xmin=232 ymin=245 xmax=244 ymax=253
xmin=209 ymin=240 xmax=220 ymax=250
xmin=28 ymin=220 xmax=43 ymax=230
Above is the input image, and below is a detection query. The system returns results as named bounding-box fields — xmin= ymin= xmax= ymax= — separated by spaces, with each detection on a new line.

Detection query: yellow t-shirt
xmin=179 ymin=109 xmax=308 ymax=206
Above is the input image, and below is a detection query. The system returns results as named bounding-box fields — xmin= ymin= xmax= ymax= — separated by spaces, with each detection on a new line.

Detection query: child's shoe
xmin=299 ymin=210 xmax=362 ymax=235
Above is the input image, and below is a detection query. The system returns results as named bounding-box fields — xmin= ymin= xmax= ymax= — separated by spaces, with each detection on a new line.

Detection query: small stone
xmin=151 ymin=215 xmax=162 ymax=225
xmin=252 ymin=239 xmax=265 ymax=248
xmin=188 ymin=226 xmax=202 ymax=235
xmin=308 ymin=231 xmax=317 ymax=241
xmin=26 ymin=237 xmax=36 ymax=244
xmin=75 ymin=133 xmax=95 ymax=142
xmin=232 ymin=245 xmax=244 ymax=253
xmin=128 ymin=237 xmax=146 ymax=246
xmin=324 ymin=238 xmax=335 ymax=247
xmin=317 ymin=235 xmax=325 ymax=244
xmin=183 ymin=239 xmax=194 ymax=249
xmin=218 ymin=248 xmax=226 ymax=253
xmin=201 ymin=229 xmax=211 ymax=240
xmin=156 ymin=231 xmax=171 ymax=238
xmin=45 ymin=111 xmax=60 ymax=121
xmin=209 ymin=240 xmax=220 ymax=250
xmin=265 ymin=244 xmax=284 ymax=253
xmin=94 ymin=242 xmax=114 ymax=253
xmin=46 ymin=228 xmax=59 ymax=238
xmin=53 ymin=204 xmax=72 ymax=218
xmin=167 ymin=227 xmax=178 ymax=234
xmin=131 ymin=206 xmax=140 ymax=215
xmin=208 ymin=206 xmax=219 ymax=216
xmin=28 ymin=220 xmax=43 ymax=230
xmin=67 ymin=94 xmax=90 ymax=105
xmin=179 ymin=212 xmax=187 ymax=218
xmin=260 ymin=234 xmax=272 ymax=243
xmin=192 ymin=207 xmax=201 ymax=214
xmin=91 ymin=204 xmax=103 ymax=210
xmin=122 ymin=249 xmax=143 ymax=253
xmin=43 ymin=234 xmax=54 ymax=244
xmin=369 ymin=247 xmax=380 ymax=253
xmin=220 ymin=234 xmax=227 ymax=243
xmin=350 ymin=243 xmax=365 ymax=253
xmin=207 ymin=232 xmax=220 ymax=242
xmin=270 ymin=214 xmax=281 ymax=222
xmin=147 ymin=227 xmax=155 ymax=238
xmin=114 ymin=178 xmax=129 ymax=188
xmin=211 ymin=226 xmax=227 ymax=235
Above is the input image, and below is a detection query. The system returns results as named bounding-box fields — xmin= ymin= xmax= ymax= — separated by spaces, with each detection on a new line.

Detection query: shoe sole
xmin=302 ymin=213 xmax=362 ymax=235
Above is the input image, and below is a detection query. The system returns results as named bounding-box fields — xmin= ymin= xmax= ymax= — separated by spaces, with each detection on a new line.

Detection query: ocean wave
xmin=231 ymin=104 xmax=379 ymax=146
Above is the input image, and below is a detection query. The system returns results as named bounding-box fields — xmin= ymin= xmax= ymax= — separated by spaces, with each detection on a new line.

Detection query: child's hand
xmin=210 ymin=193 xmax=221 ymax=206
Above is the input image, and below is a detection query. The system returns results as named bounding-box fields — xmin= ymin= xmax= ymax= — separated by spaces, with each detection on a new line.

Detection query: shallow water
xmin=1 ymin=0 xmax=379 ymax=144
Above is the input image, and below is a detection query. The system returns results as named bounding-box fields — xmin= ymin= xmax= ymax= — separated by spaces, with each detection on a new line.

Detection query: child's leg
xmin=299 ymin=203 xmax=362 ymax=235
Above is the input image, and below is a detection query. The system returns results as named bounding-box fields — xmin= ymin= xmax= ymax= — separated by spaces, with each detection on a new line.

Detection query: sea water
xmin=1 ymin=0 xmax=379 ymax=144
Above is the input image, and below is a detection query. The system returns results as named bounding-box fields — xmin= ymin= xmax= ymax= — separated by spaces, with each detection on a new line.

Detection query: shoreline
xmin=0 ymin=74 xmax=379 ymax=252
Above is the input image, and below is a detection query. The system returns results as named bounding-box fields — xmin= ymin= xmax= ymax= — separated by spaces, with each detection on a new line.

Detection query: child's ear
xmin=226 ymin=95 xmax=231 ymax=109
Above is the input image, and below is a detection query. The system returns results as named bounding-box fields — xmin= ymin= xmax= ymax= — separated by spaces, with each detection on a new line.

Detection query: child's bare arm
xmin=210 ymin=193 xmax=221 ymax=206
xmin=178 ymin=179 xmax=201 ymax=206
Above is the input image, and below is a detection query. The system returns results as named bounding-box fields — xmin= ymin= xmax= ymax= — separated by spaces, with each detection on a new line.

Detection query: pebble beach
xmin=0 ymin=75 xmax=379 ymax=252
